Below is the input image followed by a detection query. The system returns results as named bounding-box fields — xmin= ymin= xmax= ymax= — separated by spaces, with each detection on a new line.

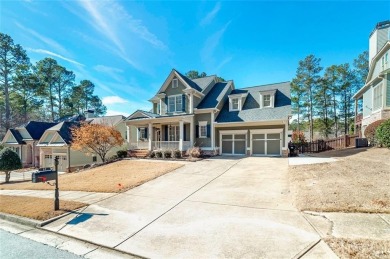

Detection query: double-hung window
xmin=172 ymin=79 xmax=178 ymax=88
xmin=231 ymin=98 xmax=239 ymax=110
xmin=139 ymin=128 xmax=146 ymax=139
xmin=199 ymin=121 xmax=207 ymax=138
xmin=263 ymin=95 xmax=271 ymax=107
xmin=373 ymin=83 xmax=383 ymax=111
xmin=168 ymin=95 xmax=182 ymax=112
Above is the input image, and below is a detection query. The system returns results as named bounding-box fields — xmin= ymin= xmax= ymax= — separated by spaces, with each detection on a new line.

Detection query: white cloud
xmin=215 ymin=56 xmax=233 ymax=71
xmin=200 ymin=2 xmax=221 ymax=26
xmin=94 ymin=65 xmax=123 ymax=73
xmin=26 ymin=48 xmax=84 ymax=66
xmin=201 ymin=21 xmax=231 ymax=65
xmin=15 ymin=22 xmax=68 ymax=55
xmin=102 ymin=96 xmax=129 ymax=105
xmin=105 ymin=109 xmax=130 ymax=117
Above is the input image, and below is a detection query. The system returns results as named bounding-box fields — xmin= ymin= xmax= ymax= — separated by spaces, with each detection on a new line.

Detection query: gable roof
xmin=127 ymin=110 xmax=160 ymax=121
xmin=89 ymin=115 xmax=125 ymax=126
xmin=192 ymin=75 xmax=217 ymax=91
xmin=9 ymin=129 xmax=25 ymax=144
xmin=23 ymin=121 xmax=58 ymax=140
xmin=173 ymin=70 xmax=203 ymax=92
xmin=46 ymin=121 xmax=80 ymax=144
xmin=197 ymin=81 xmax=231 ymax=109
xmin=215 ymin=81 xmax=291 ymax=123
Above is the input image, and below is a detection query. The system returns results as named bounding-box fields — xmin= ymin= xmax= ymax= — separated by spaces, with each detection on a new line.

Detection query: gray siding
xmin=377 ymin=28 xmax=390 ymax=54
xmin=363 ymin=88 xmax=372 ymax=117
xmin=195 ymin=113 xmax=211 ymax=147
xmin=387 ymin=73 xmax=390 ymax=107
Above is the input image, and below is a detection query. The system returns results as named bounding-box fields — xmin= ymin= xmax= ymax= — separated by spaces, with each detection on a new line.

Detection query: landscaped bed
xmin=0 ymin=160 xmax=183 ymax=193
xmin=0 ymin=195 xmax=87 ymax=221
xmin=289 ymin=147 xmax=390 ymax=213
xmin=324 ymin=238 xmax=390 ymax=258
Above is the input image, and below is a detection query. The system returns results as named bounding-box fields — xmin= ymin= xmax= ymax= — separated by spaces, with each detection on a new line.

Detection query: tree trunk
xmin=4 ymin=75 xmax=10 ymax=131
xmin=5 ymin=171 xmax=10 ymax=183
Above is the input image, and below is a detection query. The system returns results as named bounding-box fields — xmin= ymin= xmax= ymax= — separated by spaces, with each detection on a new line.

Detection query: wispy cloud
xmin=94 ymin=65 xmax=123 ymax=81
xmin=26 ymin=48 xmax=84 ymax=66
xmin=15 ymin=21 xmax=68 ymax=55
xmin=201 ymin=2 xmax=221 ymax=26
xmin=216 ymin=56 xmax=233 ymax=71
xmin=102 ymin=96 xmax=128 ymax=105
xmin=201 ymin=21 xmax=231 ymax=65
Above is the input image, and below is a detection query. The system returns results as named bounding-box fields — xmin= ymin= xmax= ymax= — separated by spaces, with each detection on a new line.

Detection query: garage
xmin=57 ymin=155 xmax=67 ymax=172
xmin=251 ymin=129 xmax=282 ymax=156
xmin=220 ymin=130 xmax=247 ymax=155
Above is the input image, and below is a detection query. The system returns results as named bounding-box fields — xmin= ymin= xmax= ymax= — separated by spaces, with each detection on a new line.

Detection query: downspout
xmin=67 ymin=146 xmax=71 ymax=173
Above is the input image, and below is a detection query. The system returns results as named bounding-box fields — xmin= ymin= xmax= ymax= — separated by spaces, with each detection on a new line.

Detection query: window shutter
xmin=195 ymin=125 xmax=199 ymax=138
xmin=206 ymin=124 xmax=211 ymax=138
xmin=182 ymin=94 xmax=186 ymax=112
xmin=165 ymin=96 xmax=168 ymax=112
xmin=145 ymin=127 xmax=148 ymax=139
xmin=183 ymin=124 xmax=186 ymax=141
xmin=164 ymin=125 xmax=168 ymax=141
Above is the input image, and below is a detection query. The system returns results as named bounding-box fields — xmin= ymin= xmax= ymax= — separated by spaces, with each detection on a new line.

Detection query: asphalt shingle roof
xmin=9 ymin=129 xmax=25 ymax=144
xmin=174 ymin=70 xmax=203 ymax=92
xmin=90 ymin=115 xmax=125 ymax=126
xmin=197 ymin=82 xmax=229 ymax=109
xmin=192 ymin=76 xmax=216 ymax=91
xmin=47 ymin=121 xmax=80 ymax=144
xmin=215 ymin=81 xmax=291 ymax=123
xmin=24 ymin=121 xmax=58 ymax=140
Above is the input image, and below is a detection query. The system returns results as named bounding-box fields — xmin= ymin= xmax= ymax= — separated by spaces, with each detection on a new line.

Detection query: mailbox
xmin=32 ymin=170 xmax=57 ymax=183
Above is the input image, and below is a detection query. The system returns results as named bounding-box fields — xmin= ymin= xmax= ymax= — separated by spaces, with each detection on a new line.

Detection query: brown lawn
xmin=0 ymin=195 xmax=87 ymax=221
xmin=0 ymin=160 xmax=183 ymax=193
xmin=324 ymin=238 xmax=390 ymax=259
xmin=289 ymin=147 xmax=390 ymax=213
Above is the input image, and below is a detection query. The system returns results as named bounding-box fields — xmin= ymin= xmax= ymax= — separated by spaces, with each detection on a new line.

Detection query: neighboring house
xmin=126 ymin=69 xmax=291 ymax=156
xmin=36 ymin=114 xmax=127 ymax=172
xmin=353 ymin=20 xmax=390 ymax=136
xmin=1 ymin=121 xmax=57 ymax=167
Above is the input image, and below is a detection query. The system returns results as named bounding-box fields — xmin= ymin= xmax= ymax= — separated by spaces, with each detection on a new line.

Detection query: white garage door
xmin=44 ymin=154 xmax=53 ymax=168
xmin=251 ymin=130 xmax=282 ymax=156
xmin=57 ymin=155 xmax=67 ymax=172
xmin=221 ymin=132 xmax=247 ymax=155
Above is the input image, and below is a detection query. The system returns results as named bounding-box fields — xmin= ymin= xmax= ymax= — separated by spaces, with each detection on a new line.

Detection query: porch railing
xmin=130 ymin=141 xmax=191 ymax=151
xmin=129 ymin=141 xmax=149 ymax=150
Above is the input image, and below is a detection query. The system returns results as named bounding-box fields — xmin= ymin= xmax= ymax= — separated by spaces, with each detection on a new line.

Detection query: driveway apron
xmin=43 ymin=157 xmax=324 ymax=258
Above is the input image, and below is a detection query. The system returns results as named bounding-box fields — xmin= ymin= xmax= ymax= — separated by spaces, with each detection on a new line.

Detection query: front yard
xmin=0 ymin=160 xmax=183 ymax=193
xmin=289 ymin=147 xmax=390 ymax=213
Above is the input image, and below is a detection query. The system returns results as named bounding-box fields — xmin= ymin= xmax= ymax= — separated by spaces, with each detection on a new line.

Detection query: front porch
xmin=127 ymin=115 xmax=194 ymax=152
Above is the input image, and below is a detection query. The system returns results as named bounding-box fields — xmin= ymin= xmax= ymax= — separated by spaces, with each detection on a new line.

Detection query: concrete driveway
xmin=43 ymin=157 xmax=334 ymax=258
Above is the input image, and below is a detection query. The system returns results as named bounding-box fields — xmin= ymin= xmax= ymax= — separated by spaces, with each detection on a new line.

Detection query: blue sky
xmin=1 ymin=0 xmax=389 ymax=116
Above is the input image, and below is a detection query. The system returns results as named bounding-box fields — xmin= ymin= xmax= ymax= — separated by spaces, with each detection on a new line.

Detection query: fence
xmin=295 ymin=134 xmax=359 ymax=153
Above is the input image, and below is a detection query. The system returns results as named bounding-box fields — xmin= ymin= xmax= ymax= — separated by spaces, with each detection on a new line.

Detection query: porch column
xmin=148 ymin=123 xmax=152 ymax=151
xmin=190 ymin=116 xmax=194 ymax=147
xmin=284 ymin=121 xmax=288 ymax=149
xmin=179 ymin=120 xmax=184 ymax=151
xmin=159 ymin=98 xmax=162 ymax=115
xmin=211 ymin=112 xmax=215 ymax=150
xmin=126 ymin=126 xmax=130 ymax=144
xmin=354 ymin=98 xmax=358 ymax=135
xmin=189 ymin=93 xmax=194 ymax=114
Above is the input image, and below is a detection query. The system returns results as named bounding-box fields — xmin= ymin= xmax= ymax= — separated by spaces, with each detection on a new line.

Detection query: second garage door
xmin=251 ymin=130 xmax=282 ymax=156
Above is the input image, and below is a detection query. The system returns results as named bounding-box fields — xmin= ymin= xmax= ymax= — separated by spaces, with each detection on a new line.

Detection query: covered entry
xmin=220 ymin=130 xmax=247 ymax=155
xmin=251 ymin=129 xmax=282 ymax=156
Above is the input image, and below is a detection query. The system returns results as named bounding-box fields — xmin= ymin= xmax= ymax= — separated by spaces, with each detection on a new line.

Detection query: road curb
xmin=0 ymin=212 xmax=42 ymax=227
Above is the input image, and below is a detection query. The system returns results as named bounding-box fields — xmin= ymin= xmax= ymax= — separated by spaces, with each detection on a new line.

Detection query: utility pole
xmin=54 ymin=156 xmax=59 ymax=211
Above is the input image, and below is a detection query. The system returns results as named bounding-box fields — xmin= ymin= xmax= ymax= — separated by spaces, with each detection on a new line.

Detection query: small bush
xmin=163 ymin=150 xmax=172 ymax=158
xmin=186 ymin=146 xmax=202 ymax=158
xmin=117 ymin=150 xmax=128 ymax=158
xmin=376 ymin=119 xmax=390 ymax=148
xmin=108 ymin=154 xmax=119 ymax=162
xmin=155 ymin=151 xmax=162 ymax=158
xmin=149 ymin=151 xmax=156 ymax=158
xmin=0 ymin=148 xmax=22 ymax=183
xmin=173 ymin=149 xmax=181 ymax=158
xmin=364 ymin=120 xmax=386 ymax=146
xmin=292 ymin=130 xmax=306 ymax=144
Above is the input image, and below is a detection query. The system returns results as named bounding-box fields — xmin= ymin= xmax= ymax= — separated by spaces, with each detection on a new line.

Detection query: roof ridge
xmin=239 ymin=81 xmax=291 ymax=90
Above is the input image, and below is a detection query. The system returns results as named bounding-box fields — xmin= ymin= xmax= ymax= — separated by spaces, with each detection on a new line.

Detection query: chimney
xmin=369 ymin=20 xmax=390 ymax=67
xmin=84 ymin=109 xmax=95 ymax=119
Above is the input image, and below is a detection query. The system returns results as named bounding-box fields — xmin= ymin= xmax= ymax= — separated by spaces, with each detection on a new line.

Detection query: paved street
xmin=0 ymin=229 xmax=81 ymax=259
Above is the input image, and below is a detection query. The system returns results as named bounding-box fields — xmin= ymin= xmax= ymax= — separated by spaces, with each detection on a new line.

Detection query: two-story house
xmin=353 ymin=20 xmax=390 ymax=136
xmin=126 ymin=69 xmax=291 ymax=156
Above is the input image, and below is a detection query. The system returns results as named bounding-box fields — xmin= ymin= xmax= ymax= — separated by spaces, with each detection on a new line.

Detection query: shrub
xmin=0 ymin=148 xmax=22 ymax=183
xmin=292 ymin=130 xmax=306 ymax=144
xmin=173 ymin=149 xmax=181 ymax=158
xmin=117 ymin=150 xmax=128 ymax=158
xmin=149 ymin=151 xmax=156 ymax=158
xmin=155 ymin=151 xmax=162 ymax=158
xmin=186 ymin=146 xmax=202 ymax=158
xmin=163 ymin=150 xmax=172 ymax=158
xmin=364 ymin=119 xmax=386 ymax=146
xmin=376 ymin=119 xmax=390 ymax=148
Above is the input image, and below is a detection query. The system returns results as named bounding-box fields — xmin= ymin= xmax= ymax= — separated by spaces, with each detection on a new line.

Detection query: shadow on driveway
xmin=66 ymin=211 xmax=109 ymax=225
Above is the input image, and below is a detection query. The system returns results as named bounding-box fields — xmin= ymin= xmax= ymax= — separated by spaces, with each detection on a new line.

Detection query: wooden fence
xmin=295 ymin=134 xmax=359 ymax=153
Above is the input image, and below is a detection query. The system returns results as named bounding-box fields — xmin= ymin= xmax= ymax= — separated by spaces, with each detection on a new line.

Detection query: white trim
xmin=250 ymin=129 xmax=283 ymax=134
xmin=199 ymin=121 xmax=207 ymax=138
xmin=229 ymin=97 xmax=240 ymax=111
xmin=259 ymin=90 xmax=276 ymax=109
xmin=172 ymin=78 xmax=178 ymax=88
xmin=167 ymin=94 xmax=183 ymax=113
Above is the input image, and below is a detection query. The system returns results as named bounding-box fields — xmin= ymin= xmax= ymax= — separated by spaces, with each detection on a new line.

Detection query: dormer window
xmin=259 ymin=90 xmax=276 ymax=109
xmin=228 ymin=92 xmax=248 ymax=112
xmin=231 ymin=98 xmax=239 ymax=110
xmin=172 ymin=79 xmax=178 ymax=88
